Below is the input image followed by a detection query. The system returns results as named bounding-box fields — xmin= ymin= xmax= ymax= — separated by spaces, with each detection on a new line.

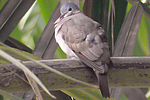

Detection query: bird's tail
xmin=75 ymin=52 xmax=110 ymax=98
xmin=97 ymin=73 xmax=110 ymax=98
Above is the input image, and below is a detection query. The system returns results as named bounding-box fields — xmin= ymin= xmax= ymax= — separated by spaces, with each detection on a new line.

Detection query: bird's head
xmin=60 ymin=3 xmax=81 ymax=19
xmin=54 ymin=3 xmax=81 ymax=26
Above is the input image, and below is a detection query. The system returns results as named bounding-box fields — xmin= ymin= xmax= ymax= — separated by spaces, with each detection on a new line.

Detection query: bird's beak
xmin=54 ymin=17 xmax=61 ymax=25
xmin=54 ymin=13 xmax=66 ymax=25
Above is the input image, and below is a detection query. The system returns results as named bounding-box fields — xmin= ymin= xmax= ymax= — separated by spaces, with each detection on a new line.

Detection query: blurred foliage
xmin=0 ymin=89 xmax=23 ymax=100
xmin=0 ymin=0 xmax=7 ymax=9
xmin=62 ymin=89 xmax=107 ymax=100
xmin=10 ymin=2 xmax=46 ymax=50
xmin=0 ymin=46 xmax=41 ymax=63
xmin=37 ymin=0 xmax=59 ymax=22
xmin=133 ymin=15 xmax=150 ymax=56
xmin=0 ymin=0 xmax=150 ymax=99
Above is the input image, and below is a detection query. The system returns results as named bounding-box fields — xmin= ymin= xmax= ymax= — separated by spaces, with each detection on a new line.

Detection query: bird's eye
xmin=68 ymin=8 xmax=72 ymax=11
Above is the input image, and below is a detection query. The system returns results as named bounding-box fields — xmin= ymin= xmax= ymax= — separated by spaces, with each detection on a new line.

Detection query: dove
xmin=54 ymin=3 xmax=111 ymax=98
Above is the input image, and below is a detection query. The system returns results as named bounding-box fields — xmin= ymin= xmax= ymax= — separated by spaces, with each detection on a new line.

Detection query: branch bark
xmin=0 ymin=57 xmax=150 ymax=92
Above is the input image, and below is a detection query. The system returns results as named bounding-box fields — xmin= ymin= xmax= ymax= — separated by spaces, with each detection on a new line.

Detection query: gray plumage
xmin=54 ymin=3 xmax=111 ymax=98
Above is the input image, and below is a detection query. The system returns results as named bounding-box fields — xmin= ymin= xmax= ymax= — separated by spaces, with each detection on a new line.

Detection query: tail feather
xmin=74 ymin=52 xmax=110 ymax=98
xmin=97 ymin=73 xmax=110 ymax=98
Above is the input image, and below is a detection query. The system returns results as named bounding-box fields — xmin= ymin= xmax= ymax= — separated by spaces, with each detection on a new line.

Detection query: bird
xmin=54 ymin=3 xmax=111 ymax=98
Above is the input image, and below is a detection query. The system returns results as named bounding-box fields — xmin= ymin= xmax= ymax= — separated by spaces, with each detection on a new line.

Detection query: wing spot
xmin=92 ymin=40 xmax=98 ymax=45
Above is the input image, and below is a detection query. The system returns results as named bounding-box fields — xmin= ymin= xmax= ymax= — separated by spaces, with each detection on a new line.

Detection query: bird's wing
xmin=60 ymin=14 xmax=110 ymax=74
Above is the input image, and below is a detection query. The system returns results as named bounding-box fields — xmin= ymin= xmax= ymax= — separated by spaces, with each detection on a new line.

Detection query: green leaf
xmin=0 ymin=49 xmax=56 ymax=99
xmin=37 ymin=0 xmax=59 ymax=22
xmin=0 ymin=89 xmax=23 ymax=100
xmin=10 ymin=3 xmax=45 ymax=49
xmin=133 ymin=15 xmax=150 ymax=56
xmin=0 ymin=0 xmax=7 ymax=9
xmin=54 ymin=46 xmax=67 ymax=59
xmin=63 ymin=89 xmax=104 ymax=100
xmin=0 ymin=46 xmax=41 ymax=63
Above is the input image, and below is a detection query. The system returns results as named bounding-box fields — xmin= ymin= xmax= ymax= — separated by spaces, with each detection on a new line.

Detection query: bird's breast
xmin=55 ymin=31 xmax=77 ymax=58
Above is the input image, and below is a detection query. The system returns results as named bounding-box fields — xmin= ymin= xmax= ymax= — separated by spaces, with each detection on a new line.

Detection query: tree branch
xmin=0 ymin=57 xmax=150 ymax=92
